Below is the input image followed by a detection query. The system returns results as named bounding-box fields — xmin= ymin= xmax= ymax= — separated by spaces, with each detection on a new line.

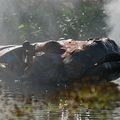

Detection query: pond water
xmin=0 ymin=78 xmax=120 ymax=120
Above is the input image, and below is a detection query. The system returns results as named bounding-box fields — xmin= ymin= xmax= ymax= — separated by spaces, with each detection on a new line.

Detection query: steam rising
xmin=104 ymin=0 xmax=120 ymax=44
xmin=0 ymin=0 xmax=80 ymax=44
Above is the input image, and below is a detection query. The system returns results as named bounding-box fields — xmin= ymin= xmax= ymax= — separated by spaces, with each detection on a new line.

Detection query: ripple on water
xmin=0 ymin=79 xmax=120 ymax=120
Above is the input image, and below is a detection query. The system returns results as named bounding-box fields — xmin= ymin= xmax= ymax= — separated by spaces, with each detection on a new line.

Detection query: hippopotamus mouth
xmin=0 ymin=38 xmax=120 ymax=83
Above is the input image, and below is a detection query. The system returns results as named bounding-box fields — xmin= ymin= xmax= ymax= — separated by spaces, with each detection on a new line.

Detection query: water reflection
xmin=0 ymin=80 xmax=120 ymax=120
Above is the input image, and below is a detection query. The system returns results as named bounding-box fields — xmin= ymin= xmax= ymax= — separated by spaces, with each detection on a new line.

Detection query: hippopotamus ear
xmin=94 ymin=52 xmax=120 ymax=67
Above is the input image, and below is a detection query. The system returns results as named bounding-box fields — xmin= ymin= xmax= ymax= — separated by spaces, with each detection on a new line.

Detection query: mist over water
xmin=104 ymin=0 xmax=120 ymax=44
xmin=0 ymin=0 xmax=17 ymax=44
xmin=0 ymin=0 xmax=110 ymax=45
xmin=0 ymin=0 xmax=80 ymax=45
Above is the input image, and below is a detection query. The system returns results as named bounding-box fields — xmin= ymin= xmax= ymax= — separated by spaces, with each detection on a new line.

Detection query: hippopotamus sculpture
xmin=0 ymin=38 xmax=120 ymax=83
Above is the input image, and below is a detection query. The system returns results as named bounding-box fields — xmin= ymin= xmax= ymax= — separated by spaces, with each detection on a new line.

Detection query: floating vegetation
xmin=56 ymin=82 xmax=120 ymax=110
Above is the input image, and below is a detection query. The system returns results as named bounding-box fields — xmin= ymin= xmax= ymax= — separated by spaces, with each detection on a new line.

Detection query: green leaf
xmin=18 ymin=24 xmax=25 ymax=29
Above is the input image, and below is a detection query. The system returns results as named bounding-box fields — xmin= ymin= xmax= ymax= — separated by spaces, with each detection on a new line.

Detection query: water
xmin=0 ymin=78 xmax=120 ymax=120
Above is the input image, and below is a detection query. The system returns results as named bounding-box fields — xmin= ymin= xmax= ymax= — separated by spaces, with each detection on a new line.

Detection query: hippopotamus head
xmin=63 ymin=38 xmax=120 ymax=82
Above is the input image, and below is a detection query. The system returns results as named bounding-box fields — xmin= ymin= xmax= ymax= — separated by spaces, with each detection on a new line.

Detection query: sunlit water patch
xmin=0 ymin=79 xmax=120 ymax=120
